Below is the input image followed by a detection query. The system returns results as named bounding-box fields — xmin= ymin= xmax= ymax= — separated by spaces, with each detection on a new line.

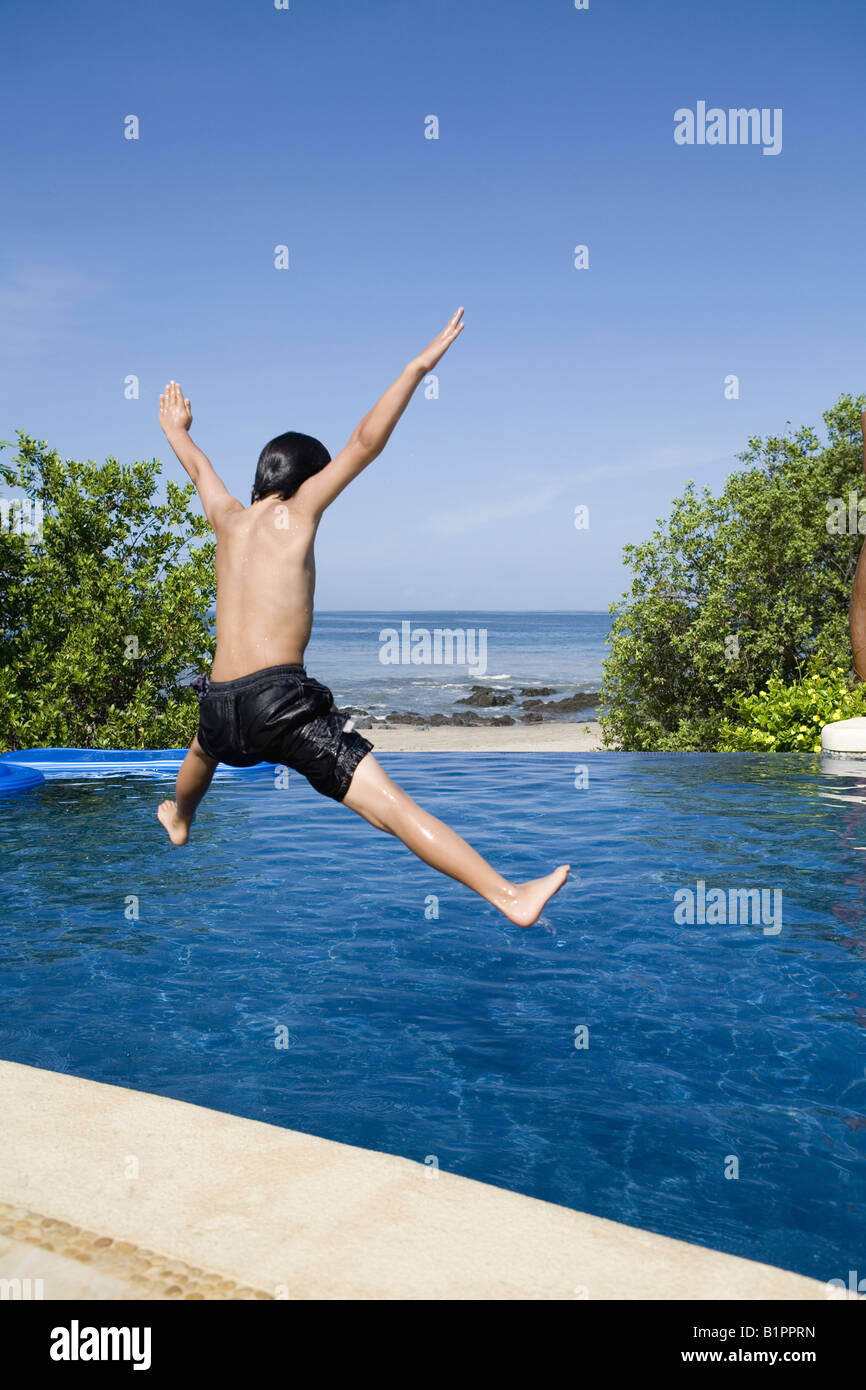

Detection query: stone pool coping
xmin=0 ymin=1060 xmax=827 ymax=1301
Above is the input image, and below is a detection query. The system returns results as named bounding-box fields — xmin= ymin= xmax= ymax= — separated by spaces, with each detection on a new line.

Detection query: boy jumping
xmin=156 ymin=309 xmax=569 ymax=926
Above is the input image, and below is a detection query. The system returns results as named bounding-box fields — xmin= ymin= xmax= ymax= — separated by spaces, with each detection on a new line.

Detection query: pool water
xmin=1 ymin=752 xmax=865 ymax=1283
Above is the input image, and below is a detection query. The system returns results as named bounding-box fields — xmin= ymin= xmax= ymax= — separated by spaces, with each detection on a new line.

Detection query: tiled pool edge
xmin=0 ymin=1060 xmax=827 ymax=1301
xmin=0 ymin=1201 xmax=272 ymax=1300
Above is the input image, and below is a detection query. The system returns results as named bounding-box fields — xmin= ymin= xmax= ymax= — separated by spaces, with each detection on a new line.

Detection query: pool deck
xmin=0 ymin=1060 xmax=829 ymax=1301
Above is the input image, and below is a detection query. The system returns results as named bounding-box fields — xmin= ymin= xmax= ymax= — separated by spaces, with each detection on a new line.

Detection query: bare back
xmin=160 ymin=312 xmax=466 ymax=686
xmin=210 ymin=497 xmax=319 ymax=680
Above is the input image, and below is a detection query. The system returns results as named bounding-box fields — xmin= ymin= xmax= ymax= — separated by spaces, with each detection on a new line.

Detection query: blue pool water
xmin=1 ymin=752 xmax=865 ymax=1283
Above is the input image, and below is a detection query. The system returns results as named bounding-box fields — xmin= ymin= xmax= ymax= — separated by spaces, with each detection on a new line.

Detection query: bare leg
xmin=342 ymin=753 xmax=570 ymax=926
xmin=157 ymin=736 xmax=218 ymax=846
xmin=851 ymin=410 xmax=866 ymax=681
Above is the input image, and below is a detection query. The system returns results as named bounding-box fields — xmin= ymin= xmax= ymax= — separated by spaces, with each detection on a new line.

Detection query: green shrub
xmin=600 ymin=394 xmax=866 ymax=750
xmin=719 ymin=654 xmax=866 ymax=752
xmin=0 ymin=434 xmax=215 ymax=750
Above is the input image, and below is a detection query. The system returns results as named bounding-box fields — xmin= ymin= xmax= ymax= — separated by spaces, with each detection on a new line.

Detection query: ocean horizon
xmin=301 ymin=610 xmax=612 ymax=720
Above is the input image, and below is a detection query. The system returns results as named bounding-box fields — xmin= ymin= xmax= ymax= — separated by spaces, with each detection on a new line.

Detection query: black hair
xmin=251 ymin=431 xmax=331 ymax=503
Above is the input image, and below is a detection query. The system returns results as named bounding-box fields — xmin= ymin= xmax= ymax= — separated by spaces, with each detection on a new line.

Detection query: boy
xmin=156 ymin=309 xmax=569 ymax=926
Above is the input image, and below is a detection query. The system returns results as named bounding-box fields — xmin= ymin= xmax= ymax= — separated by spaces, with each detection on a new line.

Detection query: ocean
xmin=301 ymin=611 xmax=611 ymax=720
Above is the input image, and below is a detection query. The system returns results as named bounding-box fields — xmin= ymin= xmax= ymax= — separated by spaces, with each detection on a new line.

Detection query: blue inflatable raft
xmin=0 ymin=748 xmax=275 ymax=789
xmin=0 ymin=761 xmax=46 ymax=796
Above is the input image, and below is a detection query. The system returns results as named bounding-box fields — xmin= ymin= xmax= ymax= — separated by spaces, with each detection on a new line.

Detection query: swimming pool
xmin=1 ymin=752 xmax=864 ymax=1283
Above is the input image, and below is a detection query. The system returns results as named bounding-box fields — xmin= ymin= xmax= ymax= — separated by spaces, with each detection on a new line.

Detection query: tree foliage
xmin=0 ymin=434 xmax=215 ymax=751
xmin=719 ymin=649 xmax=866 ymax=752
xmin=600 ymin=394 xmax=866 ymax=750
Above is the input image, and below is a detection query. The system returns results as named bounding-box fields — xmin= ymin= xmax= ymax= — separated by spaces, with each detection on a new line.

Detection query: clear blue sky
xmin=2 ymin=0 xmax=864 ymax=609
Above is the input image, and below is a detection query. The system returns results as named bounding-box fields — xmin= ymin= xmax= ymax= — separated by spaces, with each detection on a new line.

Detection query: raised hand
xmin=413 ymin=307 xmax=465 ymax=374
xmin=159 ymin=380 xmax=193 ymax=435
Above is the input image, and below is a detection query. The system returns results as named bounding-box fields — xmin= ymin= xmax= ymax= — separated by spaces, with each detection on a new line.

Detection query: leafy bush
xmin=719 ymin=653 xmax=866 ymax=752
xmin=0 ymin=434 xmax=215 ymax=750
xmin=600 ymin=394 xmax=866 ymax=750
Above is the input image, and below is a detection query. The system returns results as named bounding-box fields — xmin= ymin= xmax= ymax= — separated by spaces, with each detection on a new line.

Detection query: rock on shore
xmin=340 ymin=684 xmax=600 ymax=730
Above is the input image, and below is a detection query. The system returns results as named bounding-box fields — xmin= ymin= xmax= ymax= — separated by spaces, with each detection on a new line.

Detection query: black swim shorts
xmin=194 ymin=664 xmax=373 ymax=802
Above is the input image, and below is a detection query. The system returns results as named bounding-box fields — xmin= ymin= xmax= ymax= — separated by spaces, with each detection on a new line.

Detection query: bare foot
xmin=497 ymin=865 xmax=571 ymax=927
xmin=157 ymin=799 xmax=192 ymax=846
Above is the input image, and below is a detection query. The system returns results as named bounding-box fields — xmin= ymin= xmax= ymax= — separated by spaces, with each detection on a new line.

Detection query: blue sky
xmin=2 ymin=0 xmax=864 ymax=609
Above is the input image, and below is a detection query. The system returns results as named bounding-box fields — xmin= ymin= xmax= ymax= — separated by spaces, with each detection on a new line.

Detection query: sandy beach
xmin=364 ymin=720 xmax=606 ymax=752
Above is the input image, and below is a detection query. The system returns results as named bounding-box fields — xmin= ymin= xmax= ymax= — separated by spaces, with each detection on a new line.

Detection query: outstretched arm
xmin=296 ymin=308 xmax=465 ymax=517
xmin=159 ymin=381 xmax=242 ymax=527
